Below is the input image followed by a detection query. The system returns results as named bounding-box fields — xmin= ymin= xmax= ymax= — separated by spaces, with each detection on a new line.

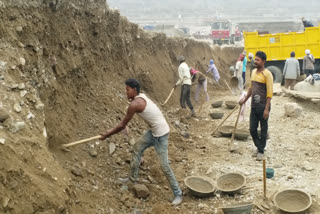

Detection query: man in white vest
xmin=99 ymin=78 xmax=182 ymax=205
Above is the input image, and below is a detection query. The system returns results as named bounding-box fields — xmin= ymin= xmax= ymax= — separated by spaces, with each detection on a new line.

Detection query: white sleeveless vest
xmin=135 ymin=93 xmax=170 ymax=137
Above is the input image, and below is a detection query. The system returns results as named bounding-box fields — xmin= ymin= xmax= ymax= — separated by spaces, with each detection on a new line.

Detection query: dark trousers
xmin=305 ymin=69 xmax=314 ymax=77
xmin=180 ymin=84 xmax=193 ymax=110
xmin=250 ymin=107 xmax=269 ymax=154
xmin=242 ymin=72 xmax=246 ymax=87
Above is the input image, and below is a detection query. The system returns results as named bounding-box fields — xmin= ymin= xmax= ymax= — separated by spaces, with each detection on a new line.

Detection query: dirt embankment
xmin=0 ymin=0 xmax=243 ymax=213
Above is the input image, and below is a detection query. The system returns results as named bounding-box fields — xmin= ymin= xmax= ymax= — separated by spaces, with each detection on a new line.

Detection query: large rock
xmin=0 ymin=110 xmax=9 ymax=122
xmin=284 ymin=102 xmax=302 ymax=118
xmin=13 ymin=103 xmax=22 ymax=113
xmin=0 ymin=138 xmax=5 ymax=145
xmin=109 ymin=142 xmax=116 ymax=154
xmin=10 ymin=121 xmax=25 ymax=133
xmin=19 ymin=57 xmax=26 ymax=66
xmin=133 ymin=184 xmax=150 ymax=199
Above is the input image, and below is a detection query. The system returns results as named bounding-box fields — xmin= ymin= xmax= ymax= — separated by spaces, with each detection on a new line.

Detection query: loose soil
xmin=0 ymin=0 xmax=319 ymax=214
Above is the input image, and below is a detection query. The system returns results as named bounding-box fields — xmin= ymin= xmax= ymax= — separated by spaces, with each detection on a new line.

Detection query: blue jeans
xmin=242 ymin=72 xmax=246 ymax=87
xmin=130 ymin=130 xmax=182 ymax=197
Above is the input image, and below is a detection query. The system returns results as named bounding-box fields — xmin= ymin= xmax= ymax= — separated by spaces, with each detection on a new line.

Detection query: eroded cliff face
xmin=0 ymin=0 xmax=242 ymax=213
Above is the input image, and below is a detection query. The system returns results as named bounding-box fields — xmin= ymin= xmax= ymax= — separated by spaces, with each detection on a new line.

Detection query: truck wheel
xmin=266 ymin=66 xmax=282 ymax=83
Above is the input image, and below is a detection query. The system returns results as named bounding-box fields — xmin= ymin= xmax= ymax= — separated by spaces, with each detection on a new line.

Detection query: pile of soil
xmin=0 ymin=0 xmax=243 ymax=213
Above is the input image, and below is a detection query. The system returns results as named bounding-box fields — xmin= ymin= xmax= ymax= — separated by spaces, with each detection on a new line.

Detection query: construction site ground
xmin=0 ymin=1 xmax=320 ymax=213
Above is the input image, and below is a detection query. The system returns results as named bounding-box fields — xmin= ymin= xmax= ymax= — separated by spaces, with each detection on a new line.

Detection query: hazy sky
xmin=107 ymin=0 xmax=320 ymax=22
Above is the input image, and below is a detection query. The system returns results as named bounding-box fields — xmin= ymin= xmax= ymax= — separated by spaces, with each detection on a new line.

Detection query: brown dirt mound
xmin=0 ymin=0 xmax=243 ymax=213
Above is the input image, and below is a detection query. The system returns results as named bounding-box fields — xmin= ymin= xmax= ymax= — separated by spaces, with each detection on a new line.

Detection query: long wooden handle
xmin=162 ymin=88 xmax=175 ymax=106
xmin=263 ymin=159 xmax=267 ymax=198
xmin=224 ymin=80 xmax=235 ymax=96
xmin=62 ymin=135 xmax=102 ymax=148
xmin=198 ymin=99 xmax=206 ymax=114
xmin=230 ymin=105 xmax=242 ymax=142
xmin=229 ymin=105 xmax=242 ymax=151
xmin=212 ymin=105 xmax=238 ymax=135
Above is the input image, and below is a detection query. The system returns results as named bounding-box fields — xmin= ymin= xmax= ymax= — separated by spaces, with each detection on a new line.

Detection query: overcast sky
xmin=107 ymin=0 xmax=320 ymax=23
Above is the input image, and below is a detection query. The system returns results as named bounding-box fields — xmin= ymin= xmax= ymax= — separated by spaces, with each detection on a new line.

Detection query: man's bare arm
xmin=100 ymin=98 xmax=145 ymax=140
xmin=239 ymin=87 xmax=252 ymax=105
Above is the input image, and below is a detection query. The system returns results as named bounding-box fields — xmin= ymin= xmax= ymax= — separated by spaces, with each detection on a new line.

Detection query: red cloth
xmin=190 ymin=68 xmax=199 ymax=75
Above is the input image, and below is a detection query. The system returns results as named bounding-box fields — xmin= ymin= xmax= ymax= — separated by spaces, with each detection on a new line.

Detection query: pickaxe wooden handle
xmin=162 ymin=87 xmax=175 ymax=106
xmin=62 ymin=135 xmax=102 ymax=148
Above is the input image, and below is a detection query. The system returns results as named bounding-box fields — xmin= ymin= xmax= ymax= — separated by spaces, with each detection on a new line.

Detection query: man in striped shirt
xmin=239 ymin=51 xmax=273 ymax=161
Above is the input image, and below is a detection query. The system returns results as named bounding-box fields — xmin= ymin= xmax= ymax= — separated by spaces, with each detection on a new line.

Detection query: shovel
xmin=229 ymin=104 xmax=242 ymax=152
xmin=255 ymin=160 xmax=277 ymax=212
xmin=212 ymin=105 xmax=238 ymax=136
xmin=61 ymin=135 xmax=102 ymax=151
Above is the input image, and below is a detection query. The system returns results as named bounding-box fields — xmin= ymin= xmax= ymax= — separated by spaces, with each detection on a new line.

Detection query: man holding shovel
xmin=175 ymin=56 xmax=195 ymax=116
xmin=239 ymin=51 xmax=273 ymax=161
xmin=99 ymin=78 xmax=183 ymax=205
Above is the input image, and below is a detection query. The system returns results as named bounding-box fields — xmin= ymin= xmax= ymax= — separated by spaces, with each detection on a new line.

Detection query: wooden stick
xmin=198 ymin=96 xmax=206 ymax=114
xmin=263 ymin=159 xmax=267 ymax=198
xmin=62 ymin=135 xmax=102 ymax=148
xmin=212 ymin=105 xmax=238 ymax=135
xmin=224 ymin=80 xmax=235 ymax=96
xmin=229 ymin=104 xmax=242 ymax=151
xmin=162 ymin=87 xmax=175 ymax=106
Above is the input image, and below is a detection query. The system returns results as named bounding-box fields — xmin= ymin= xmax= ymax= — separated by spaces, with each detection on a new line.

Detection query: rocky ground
xmin=166 ymin=90 xmax=320 ymax=214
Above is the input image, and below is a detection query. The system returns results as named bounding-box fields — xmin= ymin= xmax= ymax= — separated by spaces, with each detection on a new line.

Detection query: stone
xmin=89 ymin=149 xmax=98 ymax=157
xmin=10 ymin=121 xmax=25 ymax=133
xmin=0 ymin=61 xmax=7 ymax=71
xmin=147 ymin=176 xmax=154 ymax=183
xmin=16 ymin=26 xmax=23 ymax=32
xmin=18 ymin=42 xmax=25 ymax=48
xmin=35 ymin=103 xmax=45 ymax=110
xmin=301 ymin=161 xmax=314 ymax=171
xmin=287 ymin=175 xmax=294 ymax=180
xmin=1 ymin=196 xmax=10 ymax=208
xmin=115 ymin=157 xmax=122 ymax=165
xmin=129 ymin=138 xmax=135 ymax=146
xmin=18 ymin=83 xmax=25 ymax=90
xmin=13 ymin=103 xmax=22 ymax=113
xmin=0 ymin=138 xmax=5 ymax=145
xmin=0 ymin=75 xmax=4 ymax=80
xmin=109 ymin=142 xmax=116 ymax=155
xmin=71 ymin=168 xmax=83 ymax=177
xmin=27 ymin=112 xmax=35 ymax=119
xmin=19 ymin=57 xmax=26 ymax=66
xmin=133 ymin=184 xmax=150 ymax=199
xmin=284 ymin=102 xmax=302 ymax=118
xmin=11 ymin=84 xmax=19 ymax=89
xmin=175 ymin=156 xmax=183 ymax=162
xmin=180 ymin=131 xmax=190 ymax=138
xmin=0 ymin=110 xmax=9 ymax=122
xmin=20 ymin=90 xmax=28 ymax=97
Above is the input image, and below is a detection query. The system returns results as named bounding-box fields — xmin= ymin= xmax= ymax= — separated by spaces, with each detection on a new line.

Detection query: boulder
xmin=284 ymin=102 xmax=302 ymax=118
xmin=13 ymin=103 xmax=22 ymax=113
xmin=0 ymin=110 xmax=9 ymax=122
xmin=133 ymin=184 xmax=150 ymax=199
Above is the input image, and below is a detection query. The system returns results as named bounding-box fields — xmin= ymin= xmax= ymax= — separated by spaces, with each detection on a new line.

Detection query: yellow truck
xmin=244 ymin=25 xmax=320 ymax=82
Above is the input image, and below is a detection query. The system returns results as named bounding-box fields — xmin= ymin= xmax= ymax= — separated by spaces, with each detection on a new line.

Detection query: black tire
xmin=267 ymin=66 xmax=282 ymax=83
